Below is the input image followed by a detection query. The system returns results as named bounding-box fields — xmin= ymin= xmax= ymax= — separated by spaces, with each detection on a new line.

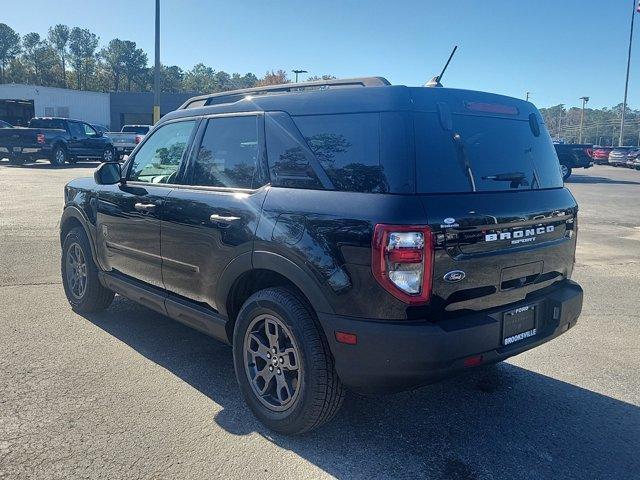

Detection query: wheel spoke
xmin=275 ymin=374 xmax=292 ymax=404
xmin=281 ymin=347 xmax=299 ymax=371
xmin=264 ymin=318 xmax=279 ymax=348
xmin=254 ymin=367 xmax=275 ymax=395
xmin=248 ymin=333 xmax=270 ymax=361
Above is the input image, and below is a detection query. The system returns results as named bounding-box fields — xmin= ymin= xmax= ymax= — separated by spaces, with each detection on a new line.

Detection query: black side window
xmin=294 ymin=113 xmax=386 ymax=193
xmin=265 ymin=112 xmax=324 ymax=189
xmin=68 ymin=122 xmax=85 ymax=138
xmin=193 ymin=116 xmax=260 ymax=189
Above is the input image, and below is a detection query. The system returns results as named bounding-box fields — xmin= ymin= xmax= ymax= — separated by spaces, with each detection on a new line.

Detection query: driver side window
xmin=128 ymin=120 xmax=196 ymax=183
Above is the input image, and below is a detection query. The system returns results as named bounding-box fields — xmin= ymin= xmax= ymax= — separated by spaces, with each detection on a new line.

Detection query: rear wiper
xmin=452 ymin=133 xmax=477 ymax=192
xmin=481 ymin=172 xmax=529 ymax=188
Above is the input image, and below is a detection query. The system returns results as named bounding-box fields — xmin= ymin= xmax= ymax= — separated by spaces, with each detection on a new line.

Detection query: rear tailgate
xmin=107 ymin=132 xmax=136 ymax=148
xmin=422 ymin=189 xmax=577 ymax=318
xmin=0 ymin=128 xmax=41 ymax=149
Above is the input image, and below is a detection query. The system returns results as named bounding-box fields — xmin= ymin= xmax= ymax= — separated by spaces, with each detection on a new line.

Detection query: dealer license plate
xmin=503 ymin=305 xmax=537 ymax=345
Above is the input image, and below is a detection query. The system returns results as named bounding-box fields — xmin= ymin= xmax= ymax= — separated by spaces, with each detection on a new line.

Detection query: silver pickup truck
xmin=106 ymin=124 xmax=152 ymax=159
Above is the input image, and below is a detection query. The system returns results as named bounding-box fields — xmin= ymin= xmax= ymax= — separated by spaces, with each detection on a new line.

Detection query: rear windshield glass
xmin=415 ymin=112 xmax=562 ymax=193
xmin=29 ymin=119 xmax=65 ymax=130
xmin=122 ymin=126 xmax=150 ymax=134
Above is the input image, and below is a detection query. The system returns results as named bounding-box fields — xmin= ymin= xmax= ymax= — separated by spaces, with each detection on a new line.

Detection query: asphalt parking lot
xmin=0 ymin=161 xmax=639 ymax=480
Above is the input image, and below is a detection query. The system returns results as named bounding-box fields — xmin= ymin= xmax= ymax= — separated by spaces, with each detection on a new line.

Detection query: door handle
xmin=134 ymin=202 xmax=156 ymax=213
xmin=210 ymin=213 xmax=240 ymax=224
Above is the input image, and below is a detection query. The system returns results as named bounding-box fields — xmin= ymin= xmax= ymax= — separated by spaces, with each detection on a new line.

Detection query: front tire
xmin=61 ymin=227 xmax=114 ymax=313
xmin=560 ymin=163 xmax=572 ymax=181
xmin=233 ymin=288 xmax=345 ymax=434
xmin=51 ymin=146 xmax=67 ymax=167
xmin=8 ymin=154 xmax=25 ymax=165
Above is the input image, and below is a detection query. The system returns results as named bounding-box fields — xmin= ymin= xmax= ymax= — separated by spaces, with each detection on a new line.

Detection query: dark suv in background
xmin=59 ymin=77 xmax=583 ymax=434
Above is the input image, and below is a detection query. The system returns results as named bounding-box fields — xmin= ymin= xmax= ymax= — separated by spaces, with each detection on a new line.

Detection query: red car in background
xmin=592 ymin=146 xmax=614 ymax=164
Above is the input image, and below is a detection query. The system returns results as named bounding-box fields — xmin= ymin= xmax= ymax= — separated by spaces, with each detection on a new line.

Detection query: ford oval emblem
xmin=443 ymin=217 xmax=456 ymax=225
xmin=444 ymin=270 xmax=466 ymax=283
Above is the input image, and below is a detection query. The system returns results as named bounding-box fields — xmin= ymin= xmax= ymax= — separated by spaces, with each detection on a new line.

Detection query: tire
xmin=233 ymin=287 xmax=345 ymax=435
xmin=61 ymin=226 xmax=114 ymax=313
xmin=560 ymin=163 xmax=572 ymax=181
xmin=8 ymin=155 xmax=25 ymax=165
xmin=51 ymin=145 xmax=67 ymax=167
xmin=102 ymin=147 xmax=115 ymax=162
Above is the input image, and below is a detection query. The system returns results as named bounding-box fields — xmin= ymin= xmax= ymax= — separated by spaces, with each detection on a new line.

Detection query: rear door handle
xmin=134 ymin=202 xmax=156 ymax=213
xmin=210 ymin=213 xmax=240 ymax=224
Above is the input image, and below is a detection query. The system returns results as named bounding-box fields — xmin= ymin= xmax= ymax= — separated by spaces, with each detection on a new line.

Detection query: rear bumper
xmin=0 ymin=146 xmax=49 ymax=157
xmin=318 ymin=280 xmax=583 ymax=394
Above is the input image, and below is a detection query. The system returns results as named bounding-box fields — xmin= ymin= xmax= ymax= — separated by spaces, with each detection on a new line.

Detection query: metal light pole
xmin=153 ymin=0 xmax=161 ymax=124
xmin=619 ymin=0 xmax=637 ymax=146
xmin=579 ymin=96 xmax=589 ymax=143
xmin=292 ymin=69 xmax=307 ymax=83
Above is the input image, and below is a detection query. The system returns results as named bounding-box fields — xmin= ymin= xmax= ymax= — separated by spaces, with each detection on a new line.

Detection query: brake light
xmin=135 ymin=135 xmax=143 ymax=144
xmin=372 ymin=224 xmax=433 ymax=304
xmin=465 ymin=101 xmax=519 ymax=115
xmin=585 ymin=148 xmax=593 ymax=158
xmin=36 ymin=133 xmax=45 ymax=144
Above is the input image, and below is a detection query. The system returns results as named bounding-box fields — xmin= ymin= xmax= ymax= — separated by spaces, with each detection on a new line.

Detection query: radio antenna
xmin=425 ymin=45 xmax=458 ymax=88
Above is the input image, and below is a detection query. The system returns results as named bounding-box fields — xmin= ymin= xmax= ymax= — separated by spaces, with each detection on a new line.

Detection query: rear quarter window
xmin=292 ymin=113 xmax=412 ymax=193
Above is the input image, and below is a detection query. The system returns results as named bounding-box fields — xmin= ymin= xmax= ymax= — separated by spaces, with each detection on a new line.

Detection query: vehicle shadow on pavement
xmin=566 ymin=174 xmax=640 ymax=185
xmin=0 ymin=160 xmax=99 ymax=169
xmin=84 ymin=296 xmax=640 ymax=480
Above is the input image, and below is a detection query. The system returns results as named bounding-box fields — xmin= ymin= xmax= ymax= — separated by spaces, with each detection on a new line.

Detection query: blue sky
xmin=3 ymin=0 xmax=638 ymax=109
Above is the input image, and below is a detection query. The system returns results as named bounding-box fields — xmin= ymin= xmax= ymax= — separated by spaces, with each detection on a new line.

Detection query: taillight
xmin=36 ymin=133 xmax=45 ymax=144
xmin=135 ymin=135 xmax=142 ymax=144
xmin=372 ymin=224 xmax=433 ymax=304
xmin=585 ymin=148 xmax=593 ymax=158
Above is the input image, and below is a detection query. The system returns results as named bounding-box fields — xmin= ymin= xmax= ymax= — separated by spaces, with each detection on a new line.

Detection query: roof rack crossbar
xmin=179 ymin=76 xmax=391 ymax=109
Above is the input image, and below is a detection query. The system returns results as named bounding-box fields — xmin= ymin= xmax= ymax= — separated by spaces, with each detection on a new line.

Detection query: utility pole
xmin=525 ymin=92 xmax=530 ymax=102
xmin=292 ymin=69 xmax=307 ymax=83
xmin=579 ymin=96 xmax=589 ymax=143
xmin=153 ymin=0 xmax=161 ymax=124
xmin=619 ymin=0 xmax=637 ymax=146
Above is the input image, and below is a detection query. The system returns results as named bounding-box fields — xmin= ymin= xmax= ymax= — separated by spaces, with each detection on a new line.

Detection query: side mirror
xmin=94 ymin=162 xmax=122 ymax=185
xmin=122 ymin=154 xmax=130 ymax=163
xmin=96 ymin=130 xmax=104 ymax=137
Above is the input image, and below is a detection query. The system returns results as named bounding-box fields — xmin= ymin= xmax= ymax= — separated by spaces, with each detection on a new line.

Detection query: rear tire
xmin=102 ymin=147 xmax=115 ymax=163
xmin=233 ymin=287 xmax=345 ymax=434
xmin=560 ymin=163 xmax=572 ymax=181
xmin=51 ymin=146 xmax=67 ymax=167
xmin=61 ymin=227 xmax=114 ymax=313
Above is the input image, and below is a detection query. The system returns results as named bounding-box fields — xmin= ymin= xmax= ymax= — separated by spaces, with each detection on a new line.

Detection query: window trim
xmin=180 ymin=111 xmax=268 ymax=192
xmin=123 ymin=117 xmax=201 ymax=186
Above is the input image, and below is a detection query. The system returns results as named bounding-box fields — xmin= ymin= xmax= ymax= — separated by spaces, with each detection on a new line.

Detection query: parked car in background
xmin=608 ymin=147 xmax=636 ymax=167
xmin=553 ymin=143 xmax=593 ymax=180
xmin=106 ymin=124 xmax=152 ymax=159
xmin=591 ymin=146 xmax=614 ymax=164
xmin=0 ymin=120 xmax=13 ymax=128
xmin=0 ymin=117 xmax=115 ymax=166
xmin=624 ymin=148 xmax=640 ymax=169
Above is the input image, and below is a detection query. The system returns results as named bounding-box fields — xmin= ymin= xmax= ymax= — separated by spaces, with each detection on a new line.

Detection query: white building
xmin=0 ymin=84 xmax=110 ymax=127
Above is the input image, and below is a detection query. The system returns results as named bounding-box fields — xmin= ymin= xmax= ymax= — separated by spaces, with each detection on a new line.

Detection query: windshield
xmin=415 ymin=112 xmax=563 ymax=193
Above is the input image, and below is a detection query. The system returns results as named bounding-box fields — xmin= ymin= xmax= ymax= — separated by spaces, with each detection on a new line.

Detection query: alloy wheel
xmin=103 ymin=149 xmax=114 ymax=162
xmin=65 ymin=242 xmax=87 ymax=300
xmin=243 ymin=313 xmax=302 ymax=411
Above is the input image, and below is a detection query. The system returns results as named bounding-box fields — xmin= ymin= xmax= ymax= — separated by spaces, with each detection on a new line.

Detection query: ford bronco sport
xmin=60 ymin=77 xmax=583 ymax=434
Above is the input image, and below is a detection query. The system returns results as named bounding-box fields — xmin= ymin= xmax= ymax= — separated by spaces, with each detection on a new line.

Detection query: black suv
xmin=60 ymin=77 xmax=583 ymax=434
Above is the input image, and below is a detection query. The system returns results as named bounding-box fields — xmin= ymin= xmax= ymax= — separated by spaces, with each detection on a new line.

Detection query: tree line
xmin=0 ymin=23 xmax=335 ymax=94
xmin=540 ymin=104 xmax=640 ymax=146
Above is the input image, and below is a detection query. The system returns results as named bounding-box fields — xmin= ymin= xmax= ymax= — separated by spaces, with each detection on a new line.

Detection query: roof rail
xmin=179 ymin=76 xmax=391 ymax=109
